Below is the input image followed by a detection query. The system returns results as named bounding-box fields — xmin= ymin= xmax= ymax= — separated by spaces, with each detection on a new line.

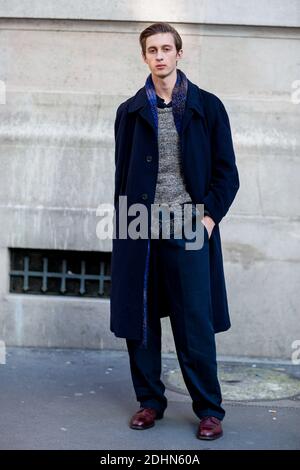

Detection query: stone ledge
xmin=0 ymin=0 xmax=299 ymax=28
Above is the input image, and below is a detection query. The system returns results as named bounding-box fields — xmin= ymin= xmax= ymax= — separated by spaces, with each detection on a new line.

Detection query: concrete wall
xmin=0 ymin=1 xmax=299 ymax=358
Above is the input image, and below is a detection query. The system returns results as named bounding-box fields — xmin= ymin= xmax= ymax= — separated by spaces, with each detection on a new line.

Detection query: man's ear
xmin=177 ymin=49 xmax=183 ymax=59
xmin=141 ymin=51 xmax=147 ymax=63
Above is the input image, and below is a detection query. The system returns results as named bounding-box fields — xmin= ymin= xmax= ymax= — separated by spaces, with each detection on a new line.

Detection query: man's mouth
xmin=156 ymin=65 xmax=166 ymax=68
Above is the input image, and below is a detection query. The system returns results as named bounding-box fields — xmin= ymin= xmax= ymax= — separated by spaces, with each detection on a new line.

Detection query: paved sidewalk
xmin=0 ymin=348 xmax=299 ymax=450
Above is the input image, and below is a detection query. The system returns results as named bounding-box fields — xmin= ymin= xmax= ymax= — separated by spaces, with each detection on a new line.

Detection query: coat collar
xmin=128 ymin=78 xmax=205 ymax=135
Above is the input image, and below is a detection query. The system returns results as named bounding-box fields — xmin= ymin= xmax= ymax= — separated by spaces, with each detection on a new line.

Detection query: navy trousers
xmin=126 ymin=212 xmax=225 ymax=421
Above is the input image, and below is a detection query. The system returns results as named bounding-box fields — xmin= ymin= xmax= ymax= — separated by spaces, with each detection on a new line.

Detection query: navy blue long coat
xmin=110 ymin=77 xmax=239 ymax=340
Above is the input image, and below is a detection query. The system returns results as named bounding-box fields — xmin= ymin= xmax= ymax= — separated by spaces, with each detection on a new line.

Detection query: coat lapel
xmin=127 ymin=86 xmax=156 ymax=134
xmin=181 ymin=79 xmax=205 ymax=135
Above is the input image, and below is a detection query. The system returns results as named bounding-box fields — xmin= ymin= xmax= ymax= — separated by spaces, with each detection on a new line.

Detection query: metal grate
xmin=9 ymin=248 xmax=111 ymax=297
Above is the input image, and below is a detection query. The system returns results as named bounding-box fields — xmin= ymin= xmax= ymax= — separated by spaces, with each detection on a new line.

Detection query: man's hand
xmin=201 ymin=215 xmax=215 ymax=239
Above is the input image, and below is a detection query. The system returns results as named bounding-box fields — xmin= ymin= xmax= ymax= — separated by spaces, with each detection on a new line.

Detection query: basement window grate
xmin=9 ymin=248 xmax=111 ymax=297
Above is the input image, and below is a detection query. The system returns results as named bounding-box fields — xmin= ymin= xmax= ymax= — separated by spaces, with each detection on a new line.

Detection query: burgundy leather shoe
xmin=197 ymin=416 xmax=223 ymax=440
xmin=129 ymin=407 xmax=163 ymax=430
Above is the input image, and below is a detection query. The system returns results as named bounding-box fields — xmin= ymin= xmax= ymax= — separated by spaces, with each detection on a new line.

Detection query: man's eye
xmin=149 ymin=49 xmax=170 ymax=53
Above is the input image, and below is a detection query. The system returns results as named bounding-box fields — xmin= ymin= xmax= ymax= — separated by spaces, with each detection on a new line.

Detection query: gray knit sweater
xmin=151 ymin=105 xmax=193 ymax=236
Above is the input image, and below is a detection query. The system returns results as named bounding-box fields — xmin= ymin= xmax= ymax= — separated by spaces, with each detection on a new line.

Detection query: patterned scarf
xmin=145 ymin=68 xmax=188 ymax=136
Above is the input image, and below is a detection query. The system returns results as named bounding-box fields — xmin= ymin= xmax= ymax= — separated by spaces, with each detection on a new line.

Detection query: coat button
xmin=141 ymin=193 xmax=148 ymax=200
xmin=146 ymin=155 xmax=152 ymax=162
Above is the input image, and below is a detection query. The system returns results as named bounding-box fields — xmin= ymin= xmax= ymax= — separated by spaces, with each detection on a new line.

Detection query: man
xmin=110 ymin=22 xmax=239 ymax=440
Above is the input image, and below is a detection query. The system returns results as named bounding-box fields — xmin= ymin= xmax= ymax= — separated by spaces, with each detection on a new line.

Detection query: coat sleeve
xmin=202 ymin=96 xmax=240 ymax=225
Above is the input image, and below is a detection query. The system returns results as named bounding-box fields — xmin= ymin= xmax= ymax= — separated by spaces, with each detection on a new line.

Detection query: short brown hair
xmin=139 ymin=22 xmax=182 ymax=56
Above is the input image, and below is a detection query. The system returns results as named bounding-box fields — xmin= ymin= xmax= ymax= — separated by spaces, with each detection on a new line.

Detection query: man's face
xmin=142 ymin=32 xmax=183 ymax=78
